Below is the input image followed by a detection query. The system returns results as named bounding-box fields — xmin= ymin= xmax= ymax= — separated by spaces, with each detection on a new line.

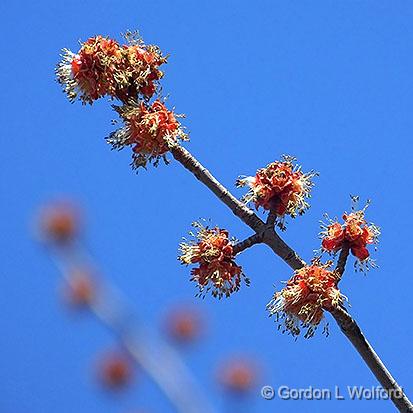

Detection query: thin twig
xmin=168 ymin=141 xmax=413 ymax=412
xmin=167 ymin=140 xmax=264 ymax=232
xmin=335 ymin=242 xmax=350 ymax=282
xmin=266 ymin=212 xmax=277 ymax=227
xmin=233 ymin=233 xmax=264 ymax=255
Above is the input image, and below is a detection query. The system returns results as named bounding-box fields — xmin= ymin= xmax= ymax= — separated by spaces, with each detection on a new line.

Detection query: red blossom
xmin=118 ymin=43 xmax=166 ymax=100
xmin=108 ymin=100 xmax=187 ymax=169
xmin=321 ymin=210 xmax=380 ymax=263
xmin=267 ymin=260 xmax=344 ymax=338
xmin=71 ymin=36 xmax=122 ymax=103
xmin=179 ymin=223 xmax=249 ymax=298
xmin=237 ymin=156 xmax=316 ymax=224
xmin=321 ymin=222 xmax=345 ymax=252
xmin=56 ymin=33 xmax=166 ymax=104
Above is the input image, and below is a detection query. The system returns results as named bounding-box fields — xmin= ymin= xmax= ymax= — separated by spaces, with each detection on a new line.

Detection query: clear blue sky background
xmin=1 ymin=1 xmax=412 ymax=412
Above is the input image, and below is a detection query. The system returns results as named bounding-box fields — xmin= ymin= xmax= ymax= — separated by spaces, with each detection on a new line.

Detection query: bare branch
xmin=167 ymin=140 xmax=264 ymax=232
xmin=262 ymin=230 xmax=307 ymax=270
xmin=329 ymin=306 xmax=413 ymax=413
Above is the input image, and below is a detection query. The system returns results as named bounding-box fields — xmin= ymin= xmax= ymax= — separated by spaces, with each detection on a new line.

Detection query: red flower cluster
xmin=179 ymin=223 xmax=249 ymax=298
xmin=321 ymin=210 xmax=380 ymax=262
xmin=107 ymin=100 xmax=188 ymax=168
xmin=69 ymin=36 xmax=122 ymax=103
xmin=119 ymin=42 xmax=165 ymax=100
xmin=57 ymin=34 xmax=166 ymax=104
xmin=267 ymin=260 xmax=344 ymax=338
xmin=237 ymin=156 xmax=316 ymax=220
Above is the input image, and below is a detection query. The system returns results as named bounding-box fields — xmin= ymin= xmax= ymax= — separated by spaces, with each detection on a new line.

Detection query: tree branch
xmin=168 ymin=141 xmax=306 ymax=270
xmin=168 ymin=141 xmax=413 ymax=412
xmin=266 ymin=212 xmax=277 ymax=227
xmin=167 ymin=140 xmax=264 ymax=232
xmin=263 ymin=230 xmax=307 ymax=270
xmin=233 ymin=233 xmax=264 ymax=255
xmin=328 ymin=244 xmax=413 ymax=411
xmin=329 ymin=306 xmax=413 ymax=412
xmin=335 ymin=242 xmax=350 ymax=282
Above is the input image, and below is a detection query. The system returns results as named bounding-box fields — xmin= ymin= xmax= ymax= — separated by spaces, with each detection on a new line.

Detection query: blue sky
xmin=1 ymin=1 xmax=412 ymax=412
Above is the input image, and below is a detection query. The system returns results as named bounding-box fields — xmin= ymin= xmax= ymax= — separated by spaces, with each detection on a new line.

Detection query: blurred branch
xmin=168 ymin=141 xmax=413 ymax=413
xmin=48 ymin=243 xmax=216 ymax=413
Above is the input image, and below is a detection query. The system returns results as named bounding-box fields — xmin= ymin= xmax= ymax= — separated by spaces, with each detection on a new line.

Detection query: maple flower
xmin=117 ymin=41 xmax=166 ymax=100
xmin=56 ymin=36 xmax=123 ymax=104
xmin=179 ymin=222 xmax=249 ymax=299
xmin=56 ymin=33 xmax=166 ymax=104
xmin=107 ymin=100 xmax=188 ymax=169
xmin=237 ymin=156 xmax=316 ymax=226
xmin=320 ymin=208 xmax=380 ymax=265
xmin=267 ymin=260 xmax=345 ymax=338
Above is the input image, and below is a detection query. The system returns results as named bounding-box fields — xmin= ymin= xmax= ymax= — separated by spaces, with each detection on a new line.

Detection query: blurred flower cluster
xmin=39 ymin=201 xmax=80 ymax=244
xmin=38 ymin=200 xmax=261 ymax=411
xmin=164 ymin=305 xmax=203 ymax=344
xmin=97 ymin=351 xmax=134 ymax=390
xmin=218 ymin=358 xmax=258 ymax=395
